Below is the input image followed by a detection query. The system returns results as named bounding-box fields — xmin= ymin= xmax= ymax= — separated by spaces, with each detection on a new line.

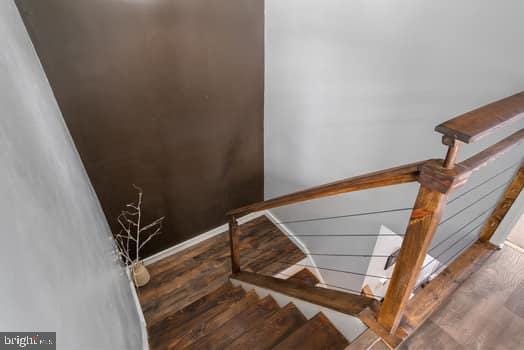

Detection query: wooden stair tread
xmin=169 ymin=290 xmax=260 ymax=349
xmin=287 ymin=268 xmax=319 ymax=287
xmin=232 ymin=271 xmax=378 ymax=316
xmin=144 ymin=268 xmax=231 ymax=326
xmin=187 ymin=295 xmax=280 ymax=349
xmin=140 ymin=215 xmax=305 ymax=325
xmin=224 ymin=303 xmax=307 ymax=350
xmin=149 ymin=283 xmax=245 ymax=348
xmin=140 ymin=235 xmax=230 ymax=304
xmin=273 ymin=313 xmax=349 ymax=350
xmin=253 ymin=247 xmax=307 ymax=276
xmin=139 ymin=215 xmax=349 ymax=350
xmin=241 ymin=229 xmax=306 ymax=274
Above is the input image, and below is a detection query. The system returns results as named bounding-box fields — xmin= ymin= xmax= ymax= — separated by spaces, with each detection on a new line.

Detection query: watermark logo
xmin=0 ymin=333 xmax=55 ymax=349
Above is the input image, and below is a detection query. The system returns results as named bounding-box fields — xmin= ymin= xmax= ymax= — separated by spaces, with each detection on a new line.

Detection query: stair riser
xmin=231 ymin=279 xmax=367 ymax=342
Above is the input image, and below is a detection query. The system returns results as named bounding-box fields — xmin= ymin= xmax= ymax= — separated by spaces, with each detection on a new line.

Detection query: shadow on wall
xmin=0 ymin=1 xmax=143 ymax=348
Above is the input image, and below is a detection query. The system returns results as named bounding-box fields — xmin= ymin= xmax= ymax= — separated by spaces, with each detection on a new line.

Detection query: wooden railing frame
xmin=377 ymin=185 xmax=448 ymax=332
xmin=227 ymin=161 xmax=425 ymax=276
xmin=479 ymin=163 xmax=524 ymax=242
xmin=227 ymin=161 xmax=425 ymax=217
xmin=226 ymin=91 xmax=524 ymax=344
xmin=378 ymin=121 xmax=523 ymax=334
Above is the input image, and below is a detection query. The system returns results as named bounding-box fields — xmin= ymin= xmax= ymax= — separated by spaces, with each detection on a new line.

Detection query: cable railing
xmin=414 ymin=158 xmax=521 ymax=289
xmin=226 ymin=91 xmax=524 ymax=346
xmin=272 ymin=207 xmax=414 ymax=225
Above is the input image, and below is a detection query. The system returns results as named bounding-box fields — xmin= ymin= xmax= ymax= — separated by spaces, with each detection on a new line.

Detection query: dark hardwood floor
xmin=137 ymin=213 xmax=524 ymax=349
xmin=136 ymin=215 xmax=350 ymax=349
xmin=137 ymin=215 xmax=305 ymax=326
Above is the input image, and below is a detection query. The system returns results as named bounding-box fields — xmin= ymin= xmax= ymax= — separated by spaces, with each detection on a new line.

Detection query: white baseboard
xmin=143 ymin=211 xmax=266 ymax=266
xmin=126 ymin=269 xmax=149 ymax=350
xmin=505 ymin=240 xmax=524 ymax=253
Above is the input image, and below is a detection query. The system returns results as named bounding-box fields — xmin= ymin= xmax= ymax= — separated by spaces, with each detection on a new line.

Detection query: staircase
xmin=149 ymin=269 xmax=349 ymax=350
xmin=139 ymin=92 xmax=524 ymax=349
xmin=223 ymin=92 xmax=524 ymax=348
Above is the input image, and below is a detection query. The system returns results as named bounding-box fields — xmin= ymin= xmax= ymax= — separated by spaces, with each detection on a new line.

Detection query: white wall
xmin=265 ymin=0 xmax=524 ymax=291
xmin=0 ymin=1 xmax=143 ymax=348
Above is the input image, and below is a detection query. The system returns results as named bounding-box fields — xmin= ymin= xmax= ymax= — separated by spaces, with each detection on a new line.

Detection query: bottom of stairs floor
xmin=137 ymin=215 xmax=350 ymax=349
xmin=400 ymin=243 xmax=524 ymax=350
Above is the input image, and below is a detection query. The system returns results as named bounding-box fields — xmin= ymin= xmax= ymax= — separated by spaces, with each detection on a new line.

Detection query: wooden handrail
xmin=458 ymin=128 xmax=524 ymax=172
xmin=417 ymin=129 xmax=524 ymax=194
xmin=229 ymin=94 xmax=524 ymax=217
xmin=227 ymin=161 xmax=425 ymax=217
xmin=435 ymin=92 xmax=524 ymax=144
xmin=231 ymin=271 xmax=378 ymax=316
xmin=226 ymin=91 xmax=524 ymax=346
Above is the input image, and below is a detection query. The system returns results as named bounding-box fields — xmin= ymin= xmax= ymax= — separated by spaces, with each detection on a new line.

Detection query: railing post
xmin=377 ymin=185 xmax=447 ymax=332
xmin=442 ymin=136 xmax=460 ymax=169
xmin=479 ymin=163 xmax=524 ymax=242
xmin=377 ymin=159 xmax=470 ymax=333
xmin=228 ymin=216 xmax=241 ymax=274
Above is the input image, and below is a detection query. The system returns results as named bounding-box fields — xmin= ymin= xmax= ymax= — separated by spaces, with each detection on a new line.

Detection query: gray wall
xmin=0 ymin=1 xmax=143 ymax=348
xmin=265 ymin=0 xmax=524 ymax=291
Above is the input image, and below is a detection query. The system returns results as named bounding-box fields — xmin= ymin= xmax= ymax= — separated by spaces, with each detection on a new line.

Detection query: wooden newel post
xmin=378 ymin=158 xmax=470 ymax=333
xmin=442 ymin=136 xmax=460 ymax=169
xmin=377 ymin=185 xmax=447 ymax=332
xmin=228 ymin=216 xmax=241 ymax=274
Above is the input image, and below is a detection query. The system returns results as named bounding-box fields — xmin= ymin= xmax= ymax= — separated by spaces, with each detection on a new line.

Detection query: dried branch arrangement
xmin=115 ymin=185 xmax=165 ymax=266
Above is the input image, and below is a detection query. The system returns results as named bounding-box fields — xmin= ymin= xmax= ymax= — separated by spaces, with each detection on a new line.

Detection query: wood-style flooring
xmin=137 ymin=215 xmax=305 ymax=326
xmin=401 ymin=243 xmax=524 ymax=350
xmin=137 ymin=215 xmax=350 ymax=349
xmin=507 ymin=215 xmax=524 ymax=249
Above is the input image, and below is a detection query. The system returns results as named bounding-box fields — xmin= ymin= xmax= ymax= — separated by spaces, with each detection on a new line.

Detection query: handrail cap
xmin=435 ymin=92 xmax=524 ymax=144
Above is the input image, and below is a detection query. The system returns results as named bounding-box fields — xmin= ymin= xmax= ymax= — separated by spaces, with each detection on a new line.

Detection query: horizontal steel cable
xmin=276 ymin=233 xmax=405 ymax=237
xmin=274 ymin=207 xmax=413 ymax=225
xmin=249 ymin=246 xmax=390 ymax=258
xmin=267 ymin=259 xmax=391 ymax=280
xmin=422 ymin=220 xmax=485 ymax=271
xmin=266 ymin=163 xmax=516 ymax=232
xmin=427 ymin=235 xmax=480 ymax=280
xmin=429 ymin=204 xmax=495 ymax=254
xmin=243 ymin=164 xmax=514 ymax=292
xmin=439 ymin=181 xmax=509 ymax=226
xmin=446 ymin=162 xmax=519 ymax=204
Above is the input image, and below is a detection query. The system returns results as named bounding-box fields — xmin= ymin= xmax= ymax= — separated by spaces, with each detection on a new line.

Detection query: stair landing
xmin=137 ymin=215 xmax=349 ymax=349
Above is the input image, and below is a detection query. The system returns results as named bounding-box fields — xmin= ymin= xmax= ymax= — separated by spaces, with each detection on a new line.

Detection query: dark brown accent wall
xmin=16 ymin=0 xmax=264 ymax=257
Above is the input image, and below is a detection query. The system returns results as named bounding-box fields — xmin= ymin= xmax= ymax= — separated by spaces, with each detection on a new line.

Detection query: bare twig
xmin=113 ymin=185 xmax=164 ymax=266
xmin=139 ymin=228 xmax=161 ymax=250
xmin=117 ymin=215 xmax=132 ymax=234
xmin=116 ymin=233 xmax=136 ymax=242
xmin=115 ymin=233 xmax=132 ymax=265
xmin=140 ymin=216 xmax=165 ymax=233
